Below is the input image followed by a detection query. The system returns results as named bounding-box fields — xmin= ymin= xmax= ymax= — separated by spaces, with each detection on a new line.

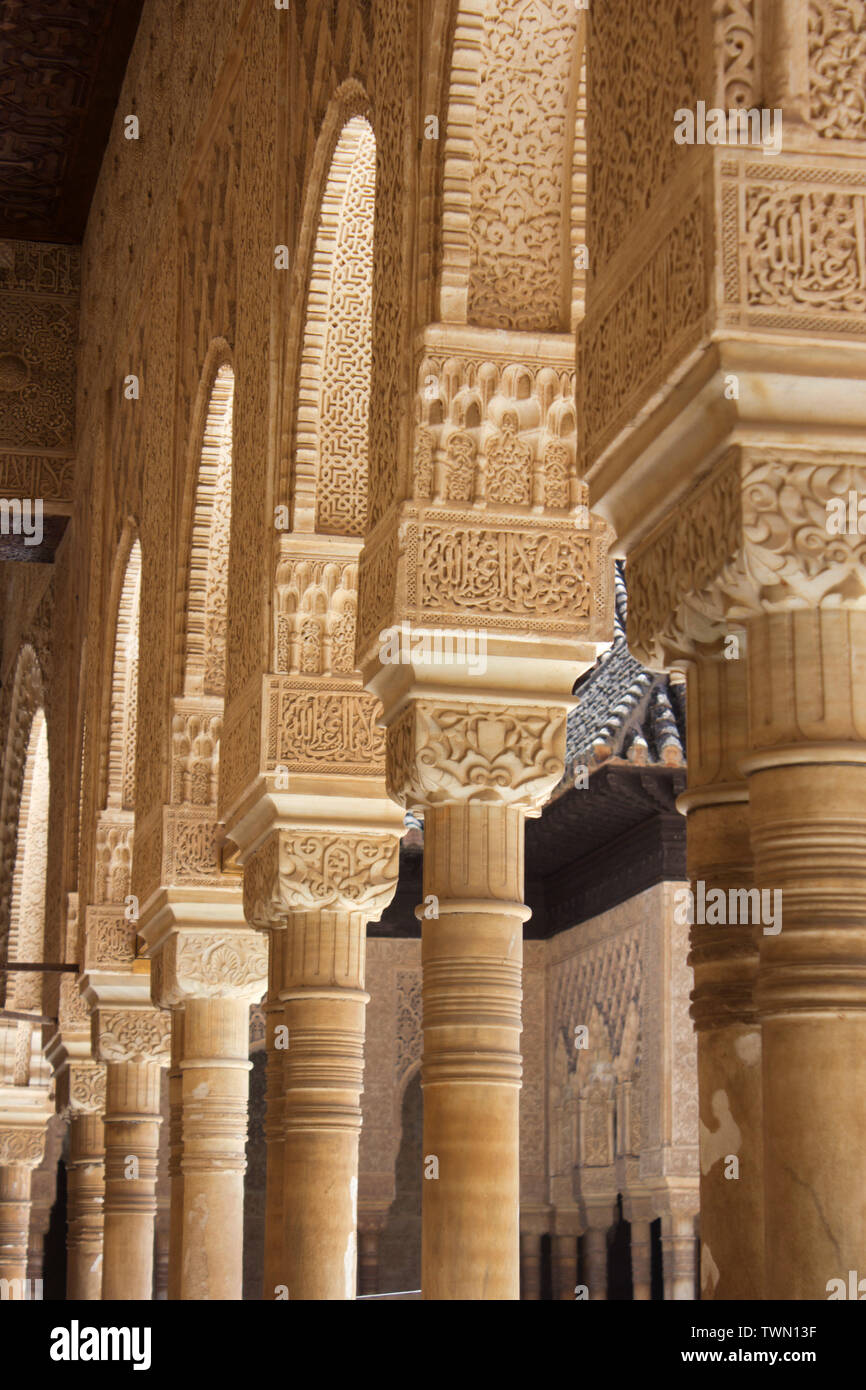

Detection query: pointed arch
xmin=175 ymin=345 xmax=235 ymax=703
xmin=292 ymin=112 xmax=377 ymax=537
xmin=102 ymin=536 xmax=142 ymax=815
xmin=7 ymin=710 xmax=49 ymax=1012
xmin=0 ymin=645 xmax=47 ymax=992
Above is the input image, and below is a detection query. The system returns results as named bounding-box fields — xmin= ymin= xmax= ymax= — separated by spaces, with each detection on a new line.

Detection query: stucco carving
xmin=387 ymin=701 xmax=567 ymax=810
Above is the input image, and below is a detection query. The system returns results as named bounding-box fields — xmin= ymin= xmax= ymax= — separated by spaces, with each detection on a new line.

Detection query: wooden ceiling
xmin=0 ymin=0 xmax=145 ymax=242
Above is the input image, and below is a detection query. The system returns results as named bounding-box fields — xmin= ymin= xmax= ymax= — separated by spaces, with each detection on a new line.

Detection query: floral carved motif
xmin=386 ymin=701 xmax=567 ymax=810
xmin=0 ymin=1127 xmax=45 ymax=1166
xmin=155 ymin=930 xmax=268 ymax=1005
xmin=244 ymin=831 xmax=400 ymax=926
xmin=468 ymin=0 xmax=580 ymax=331
xmin=714 ymin=0 xmax=757 ymax=109
xmin=68 ymin=1062 xmax=106 ymax=1114
xmin=96 ymin=1008 xmax=171 ymax=1065
xmin=808 ymin=0 xmax=866 ymax=140
xmin=627 ymin=450 xmax=866 ymax=662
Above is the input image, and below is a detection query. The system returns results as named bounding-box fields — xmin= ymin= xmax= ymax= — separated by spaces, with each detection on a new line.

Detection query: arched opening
xmin=170 ymin=359 xmax=235 ymax=823
xmin=181 ymin=361 xmax=234 ymax=702
xmin=275 ymin=111 xmax=377 ymax=683
xmin=292 ymin=114 xmax=376 ymax=539
xmin=103 ymin=539 xmax=142 ymax=816
xmin=8 ymin=709 xmax=49 ymax=1014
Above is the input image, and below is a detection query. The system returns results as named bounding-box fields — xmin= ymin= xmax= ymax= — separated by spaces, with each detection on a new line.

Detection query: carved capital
xmin=244 ymin=829 xmax=400 ymax=927
xmin=0 ymin=1125 xmax=45 ymax=1167
xmin=93 ymin=1007 xmax=171 ymax=1065
xmin=151 ymin=929 xmax=268 ymax=1006
xmin=386 ymin=699 xmax=568 ymax=811
xmin=64 ymin=1061 xmax=107 ymax=1116
xmin=628 ymin=448 xmax=866 ymax=664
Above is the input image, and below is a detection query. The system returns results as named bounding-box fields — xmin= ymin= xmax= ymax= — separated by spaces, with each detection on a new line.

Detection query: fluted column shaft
xmin=102 ymin=1060 xmax=163 ymax=1300
xmin=682 ymin=656 xmax=763 ymax=1299
xmin=420 ymin=802 xmax=526 ymax=1300
xmin=278 ymin=907 xmax=368 ymax=1300
xmin=0 ymin=1165 xmax=33 ymax=1291
xmin=66 ymin=1112 xmax=105 ymax=1300
xmin=745 ymin=609 xmax=866 ymax=1299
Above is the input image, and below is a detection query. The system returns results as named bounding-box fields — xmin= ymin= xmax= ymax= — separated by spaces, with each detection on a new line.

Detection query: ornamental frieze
xmin=264 ymin=676 xmax=386 ymax=776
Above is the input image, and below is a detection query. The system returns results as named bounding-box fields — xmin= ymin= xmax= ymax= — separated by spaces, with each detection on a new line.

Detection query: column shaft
xmin=630 ymin=1219 xmax=652 ymax=1301
xmin=358 ymin=1229 xmax=379 ymax=1296
xmin=552 ymin=1233 xmax=577 ymax=1300
xmin=684 ymin=657 xmax=764 ymax=1299
xmin=66 ymin=1112 xmax=105 ymax=1300
xmin=102 ymin=1060 xmax=162 ymax=1300
xmin=660 ymin=1213 xmax=697 ymax=1300
xmin=178 ymin=997 xmax=251 ymax=1300
xmin=746 ymin=610 xmax=866 ymax=1299
xmin=262 ymin=931 xmax=285 ymax=1299
xmin=584 ymin=1225 xmax=608 ymax=1300
xmin=167 ymin=1010 xmax=184 ymax=1300
xmin=0 ymin=1165 xmax=33 ymax=1292
xmin=520 ymin=1232 xmax=542 ymax=1300
xmin=279 ymin=909 xmax=367 ymax=1301
xmin=421 ymin=803 xmax=525 ymax=1300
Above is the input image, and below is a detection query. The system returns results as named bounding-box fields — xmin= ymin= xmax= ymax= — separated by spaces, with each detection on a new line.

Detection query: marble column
xmin=66 ymin=1090 xmax=106 ymax=1300
xmin=745 ymin=608 xmax=866 ymax=1299
xmin=166 ymin=1011 xmax=184 ymax=1300
xmin=357 ymin=1222 xmax=382 ymax=1297
xmin=0 ymin=1141 xmax=42 ymax=1296
xmin=680 ymin=654 xmax=763 ymax=1299
xmin=95 ymin=1006 xmax=170 ymax=1301
xmin=148 ymin=927 xmax=267 ymax=1301
xmin=261 ymin=932 xmax=285 ymax=1299
xmin=551 ymin=1233 xmax=578 ymax=1301
xmin=629 ymin=1220 xmax=652 ymax=1301
xmin=419 ymin=801 xmax=528 ymax=1300
xmin=582 ymin=1200 xmax=615 ymax=1301
xmin=520 ymin=1231 xmax=543 ymax=1300
xmin=244 ymin=828 xmax=400 ymax=1300
xmin=659 ymin=1202 xmax=698 ymax=1301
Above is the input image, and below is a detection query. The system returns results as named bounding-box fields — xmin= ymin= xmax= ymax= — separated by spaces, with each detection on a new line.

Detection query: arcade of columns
xmin=1 ymin=0 xmax=864 ymax=1301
